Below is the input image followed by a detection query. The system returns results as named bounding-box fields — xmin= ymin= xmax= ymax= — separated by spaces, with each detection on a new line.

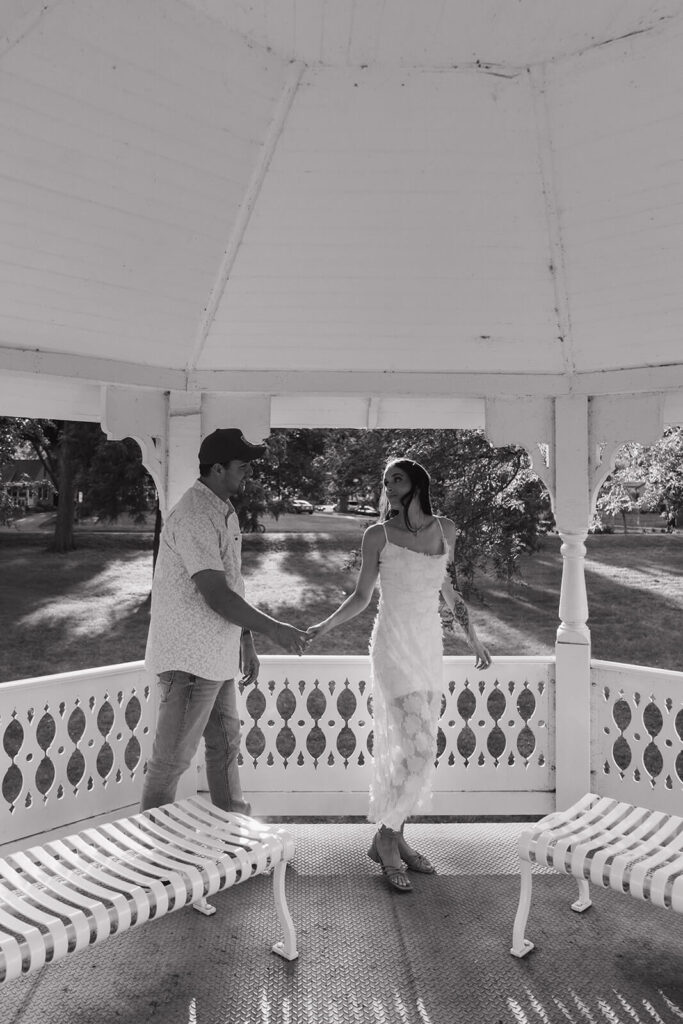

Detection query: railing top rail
xmin=235 ymin=654 xmax=556 ymax=667
xmin=0 ymin=661 xmax=149 ymax=692
xmin=591 ymin=659 xmax=683 ymax=682
xmin=0 ymin=654 xmax=556 ymax=690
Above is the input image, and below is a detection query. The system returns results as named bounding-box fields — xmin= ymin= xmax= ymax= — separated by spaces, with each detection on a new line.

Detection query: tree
xmin=640 ymin=427 xmax=683 ymax=525
xmin=318 ymin=430 xmax=390 ymax=510
xmin=0 ymin=488 xmax=19 ymax=527
xmin=0 ymin=417 xmax=76 ymax=551
xmin=595 ymin=428 xmax=683 ymax=532
xmin=80 ymin=435 xmax=155 ymax=523
xmin=0 ymin=417 xmax=154 ymax=552
xmin=594 ymin=446 xmax=641 ymax=533
xmin=310 ymin=427 xmax=552 ymax=594
xmin=380 ymin=429 xmax=552 ymax=593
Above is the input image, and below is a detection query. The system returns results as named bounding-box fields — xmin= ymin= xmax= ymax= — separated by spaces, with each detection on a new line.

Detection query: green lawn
xmin=1 ymin=530 xmax=683 ymax=683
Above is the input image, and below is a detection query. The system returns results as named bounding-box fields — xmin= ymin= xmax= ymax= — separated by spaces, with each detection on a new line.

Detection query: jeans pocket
xmin=158 ymin=671 xmax=176 ymax=703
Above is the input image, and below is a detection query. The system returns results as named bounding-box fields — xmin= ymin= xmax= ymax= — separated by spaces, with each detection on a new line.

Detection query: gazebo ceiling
xmin=182 ymin=0 xmax=683 ymax=68
xmin=1 ymin=0 xmax=683 ymax=415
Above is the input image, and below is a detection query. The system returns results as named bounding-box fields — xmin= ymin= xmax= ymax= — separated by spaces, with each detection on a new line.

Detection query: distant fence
xmin=601 ymin=511 xmax=676 ymax=533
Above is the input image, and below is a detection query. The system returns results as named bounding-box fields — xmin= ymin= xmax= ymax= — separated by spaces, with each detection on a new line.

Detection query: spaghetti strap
xmin=436 ymin=517 xmax=449 ymax=556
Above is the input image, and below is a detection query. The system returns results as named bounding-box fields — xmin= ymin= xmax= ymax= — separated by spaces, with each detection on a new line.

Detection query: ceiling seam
xmin=185 ymin=58 xmax=306 ymax=378
xmin=0 ymin=0 xmax=66 ymax=61
xmin=527 ymin=63 xmax=577 ymax=387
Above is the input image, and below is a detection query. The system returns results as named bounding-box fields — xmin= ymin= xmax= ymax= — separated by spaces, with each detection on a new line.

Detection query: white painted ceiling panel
xmin=0 ymin=0 xmax=682 ymax=397
xmin=547 ymin=25 xmax=683 ymax=371
xmin=200 ymin=67 xmax=561 ymax=374
xmin=181 ymin=0 xmax=683 ymax=67
xmin=0 ymin=0 xmax=290 ymax=367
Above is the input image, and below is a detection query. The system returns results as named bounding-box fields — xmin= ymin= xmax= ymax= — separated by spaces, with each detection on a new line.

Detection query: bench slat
xmin=10 ymin=849 xmax=117 ymax=943
xmin=44 ymin=837 xmax=148 ymax=927
xmin=112 ymin=815 xmax=237 ymax=891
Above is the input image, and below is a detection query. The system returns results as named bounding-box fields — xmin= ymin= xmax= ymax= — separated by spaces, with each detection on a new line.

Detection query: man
xmin=141 ymin=428 xmax=307 ymax=814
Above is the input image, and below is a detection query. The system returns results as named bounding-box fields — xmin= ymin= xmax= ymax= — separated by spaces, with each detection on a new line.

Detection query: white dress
xmin=368 ymin=520 xmax=449 ymax=830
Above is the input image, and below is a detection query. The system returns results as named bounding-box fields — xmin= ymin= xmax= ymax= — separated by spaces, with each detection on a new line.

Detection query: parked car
xmin=356 ymin=504 xmax=379 ymax=516
xmin=291 ymin=498 xmax=314 ymax=514
xmin=315 ymin=503 xmax=338 ymax=513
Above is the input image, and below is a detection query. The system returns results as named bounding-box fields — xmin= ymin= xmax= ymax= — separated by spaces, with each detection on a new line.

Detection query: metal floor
xmin=3 ymin=822 xmax=683 ymax=1024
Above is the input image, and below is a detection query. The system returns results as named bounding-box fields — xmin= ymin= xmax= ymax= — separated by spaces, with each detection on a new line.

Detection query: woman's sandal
xmin=398 ymin=824 xmax=436 ymax=874
xmin=401 ymin=850 xmax=437 ymax=874
xmin=367 ymin=834 xmax=413 ymax=893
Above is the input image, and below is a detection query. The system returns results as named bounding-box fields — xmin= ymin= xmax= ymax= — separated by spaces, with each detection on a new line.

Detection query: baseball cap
xmin=198 ymin=428 xmax=267 ymax=464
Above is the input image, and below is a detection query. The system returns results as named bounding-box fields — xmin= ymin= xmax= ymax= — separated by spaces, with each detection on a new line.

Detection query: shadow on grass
xmin=4 ymin=532 xmax=683 ymax=682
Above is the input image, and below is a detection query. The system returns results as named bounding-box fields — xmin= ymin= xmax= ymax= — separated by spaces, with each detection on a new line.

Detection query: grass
xmin=1 ymin=530 xmax=683 ymax=683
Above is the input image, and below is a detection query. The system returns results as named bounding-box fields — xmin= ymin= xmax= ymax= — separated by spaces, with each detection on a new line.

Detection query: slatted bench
xmin=510 ymin=792 xmax=683 ymax=957
xmin=0 ymin=796 xmax=298 ymax=984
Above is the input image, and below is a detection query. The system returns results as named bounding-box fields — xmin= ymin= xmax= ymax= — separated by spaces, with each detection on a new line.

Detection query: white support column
xmin=555 ymin=396 xmax=591 ymax=646
xmin=553 ymin=395 xmax=591 ymax=808
xmin=167 ymin=393 xmax=203 ymax=515
xmin=486 ymin=394 xmax=592 ymax=808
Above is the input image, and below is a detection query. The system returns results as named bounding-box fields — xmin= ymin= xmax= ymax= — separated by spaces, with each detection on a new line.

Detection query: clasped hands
xmin=296 ymin=622 xmax=324 ymax=655
xmin=275 ymin=621 xmax=324 ymax=657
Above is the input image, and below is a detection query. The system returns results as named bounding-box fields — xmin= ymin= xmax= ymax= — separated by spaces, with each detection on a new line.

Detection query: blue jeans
xmin=140 ymin=670 xmax=250 ymax=815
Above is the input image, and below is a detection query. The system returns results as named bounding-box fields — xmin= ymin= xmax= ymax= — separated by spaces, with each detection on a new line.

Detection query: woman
xmin=306 ymin=458 xmax=491 ymax=892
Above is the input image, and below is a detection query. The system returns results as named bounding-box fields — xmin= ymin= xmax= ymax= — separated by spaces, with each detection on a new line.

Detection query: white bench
xmin=0 ymin=797 xmax=298 ymax=984
xmin=511 ymin=792 xmax=683 ymax=957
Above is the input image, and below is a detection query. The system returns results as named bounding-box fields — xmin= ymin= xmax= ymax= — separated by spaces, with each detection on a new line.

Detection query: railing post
xmin=555 ymin=534 xmax=592 ymax=809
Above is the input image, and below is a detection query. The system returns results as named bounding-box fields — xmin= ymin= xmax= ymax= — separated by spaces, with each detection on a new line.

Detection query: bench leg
xmin=271 ymin=859 xmax=298 ymax=961
xmin=192 ymin=896 xmax=217 ymax=916
xmin=510 ymin=859 xmax=535 ymax=958
xmin=571 ymin=877 xmax=591 ymax=913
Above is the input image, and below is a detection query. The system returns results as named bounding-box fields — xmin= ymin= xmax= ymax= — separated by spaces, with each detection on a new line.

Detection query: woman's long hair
xmin=380 ymin=458 xmax=433 ymax=531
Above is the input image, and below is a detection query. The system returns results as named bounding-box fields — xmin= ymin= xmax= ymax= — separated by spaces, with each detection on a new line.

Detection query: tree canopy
xmin=595 ymin=427 xmax=683 ymax=531
xmin=245 ymin=427 xmax=553 ymax=593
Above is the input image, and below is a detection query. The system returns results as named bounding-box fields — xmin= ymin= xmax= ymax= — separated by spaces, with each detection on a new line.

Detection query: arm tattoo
xmin=445 ymin=559 xmax=471 ymax=635
xmin=452 ymin=591 xmax=470 ymax=634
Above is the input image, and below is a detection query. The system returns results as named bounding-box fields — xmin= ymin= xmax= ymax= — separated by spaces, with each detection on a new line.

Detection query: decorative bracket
xmin=484 ymin=397 xmax=556 ymax=507
xmin=101 ymin=386 xmax=168 ymax=513
xmin=588 ymin=393 xmax=664 ymax=513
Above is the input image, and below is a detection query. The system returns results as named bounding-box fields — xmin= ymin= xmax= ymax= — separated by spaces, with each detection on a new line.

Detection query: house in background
xmin=0 ymin=459 xmax=55 ymax=511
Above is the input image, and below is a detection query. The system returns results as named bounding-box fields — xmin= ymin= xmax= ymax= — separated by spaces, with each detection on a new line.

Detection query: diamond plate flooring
xmin=3 ymin=822 xmax=683 ymax=1024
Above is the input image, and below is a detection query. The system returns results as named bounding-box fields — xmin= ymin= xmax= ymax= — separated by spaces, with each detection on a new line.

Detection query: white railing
xmin=5 ymin=655 xmax=683 ymax=848
xmin=232 ymin=655 xmax=555 ymax=816
xmin=591 ymin=659 xmax=683 ymax=814
xmin=0 ymin=656 xmax=555 ymax=844
xmin=0 ymin=663 xmax=154 ymax=847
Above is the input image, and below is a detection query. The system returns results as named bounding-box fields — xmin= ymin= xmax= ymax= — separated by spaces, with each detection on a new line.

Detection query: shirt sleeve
xmin=171 ymin=511 xmax=225 ymax=578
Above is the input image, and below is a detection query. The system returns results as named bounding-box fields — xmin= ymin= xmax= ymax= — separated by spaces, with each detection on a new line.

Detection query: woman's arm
xmin=307 ymin=524 xmax=383 ymax=640
xmin=439 ymin=519 xmax=492 ymax=669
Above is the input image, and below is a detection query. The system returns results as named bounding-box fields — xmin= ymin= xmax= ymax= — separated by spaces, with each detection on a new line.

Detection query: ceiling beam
xmin=185 ymin=60 xmax=305 ymax=374
xmin=0 ymin=346 xmax=185 ymax=391
xmin=528 ymin=64 xmax=577 ymax=379
xmin=2 ymin=345 xmax=683 ymax=400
